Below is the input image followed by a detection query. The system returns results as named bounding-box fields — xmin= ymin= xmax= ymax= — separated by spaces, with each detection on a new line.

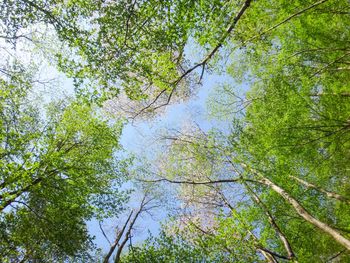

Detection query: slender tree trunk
xmin=114 ymin=204 xmax=143 ymax=263
xmin=290 ymin=176 xmax=350 ymax=204
xmin=258 ymin=249 xmax=278 ymax=263
xmin=218 ymin=190 xmax=293 ymax=262
xmin=257 ymin=177 xmax=350 ymax=251
xmin=103 ymin=211 xmax=133 ymax=263
xmin=239 ymin=163 xmax=350 ymax=251
xmin=244 ymin=182 xmax=296 ymax=260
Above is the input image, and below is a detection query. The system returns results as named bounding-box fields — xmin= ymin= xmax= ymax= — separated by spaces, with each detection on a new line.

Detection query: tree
xmin=120 ymin=228 xmax=238 ymax=263
xmin=0 ymin=71 xmax=128 ymax=261
xmin=1 ymin=0 xmax=350 ymax=261
xmin=2 ymin=0 xmax=349 ymax=118
xmin=202 ymin=1 xmax=350 ymax=260
xmin=142 ymin=122 xmax=350 ymax=261
xmin=1 ymin=0 xmax=254 ymax=117
xmin=102 ymin=193 xmax=158 ymax=263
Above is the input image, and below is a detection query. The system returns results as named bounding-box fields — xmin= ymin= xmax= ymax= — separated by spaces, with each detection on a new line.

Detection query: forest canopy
xmin=0 ymin=0 xmax=350 ymax=262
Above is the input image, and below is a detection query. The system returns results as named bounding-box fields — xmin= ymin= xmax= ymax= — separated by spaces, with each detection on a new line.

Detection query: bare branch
xmin=103 ymin=211 xmax=133 ymax=263
xmin=99 ymin=221 xmax=112 ymax=246
xmin=172 ymin=0 xmax=252 ymax=85
xmin=133 ymin=0 xmax=252 ymax=118
xmin=114 ymin=196 xmax=149 ymax=263
xmin=139 ymin=177 xmax=245 ymax=185
xmin=327 ymin=250 xmax=346 ymax=262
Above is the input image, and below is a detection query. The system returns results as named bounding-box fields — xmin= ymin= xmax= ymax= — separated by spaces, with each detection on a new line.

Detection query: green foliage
xmin=0 ymin=73 xmax=128 ymax=261
xmin=121 ymin=230 xmax=236 ymax=263
xmin=0 ymin=0 xmax=247 ymax=103
xmin=1 ymin=0 xmax=350 ymax=261
xmin=206 ymin=0 xmax=350 ymax=261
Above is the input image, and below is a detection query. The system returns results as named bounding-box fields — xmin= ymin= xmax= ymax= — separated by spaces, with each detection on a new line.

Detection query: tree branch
xmin=114 ymin=196 xmax=148 ymax=263
xmin=133 ymin=0 xmax=252 ymax=118
xmin=290 ymin=176 xmax=350 ymax=204
xmin=103 ymin=211 xmax=133 ymax=263
xmin=244 ymin=182 xmax=296 ymax=260
xmin=139 ymin=177 xmax=246 ymax=185
xmin=244 ymin=0 xmax=330 ymax=44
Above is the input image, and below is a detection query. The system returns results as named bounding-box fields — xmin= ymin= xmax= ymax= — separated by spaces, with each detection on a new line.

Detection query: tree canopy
xmin=0 ymin=0 xmax=350 ymax=262
xmin=0 ymin=70 xmax=128 ymax=261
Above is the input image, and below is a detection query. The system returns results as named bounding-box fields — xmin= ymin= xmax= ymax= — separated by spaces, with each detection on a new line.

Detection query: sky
xmin=6 ymin=41 xmax=224 ymax=252
xmin=0 ymin=31 xmax=243 ymax=255
xmin=91 ymin=71 xmax=229 ymax=252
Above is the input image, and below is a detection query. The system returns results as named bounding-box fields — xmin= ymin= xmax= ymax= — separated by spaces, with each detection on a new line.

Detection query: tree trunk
xmin=103 ymin=211 xmax=133 ymax=263
xmin=114 ymin=207 xmax=143 ymax=263
xmin=258 ymin=177 xmax=350 ymax=251
xmin=290 ymin=176 xmax=350 ymax=204
xmin=244 ymin=182 xmax=296 ymax=260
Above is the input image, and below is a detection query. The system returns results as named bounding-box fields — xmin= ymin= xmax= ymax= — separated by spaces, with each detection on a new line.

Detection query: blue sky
xmin=33 ymin=58 xmax=243 ymax=254
xmin=1 ymin=34 xmax=245 ymax=255
xmin=91 ymin=72 xmax=227 ymax=252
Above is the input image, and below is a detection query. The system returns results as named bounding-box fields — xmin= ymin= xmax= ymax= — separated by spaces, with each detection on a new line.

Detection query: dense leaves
xmin=0 ymin=73 xmax=127 ymax=261
xmin=1 ymin=0 xmax=350 ymax=262
xmin=121 ymin=230 xmax=237 ymax=263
